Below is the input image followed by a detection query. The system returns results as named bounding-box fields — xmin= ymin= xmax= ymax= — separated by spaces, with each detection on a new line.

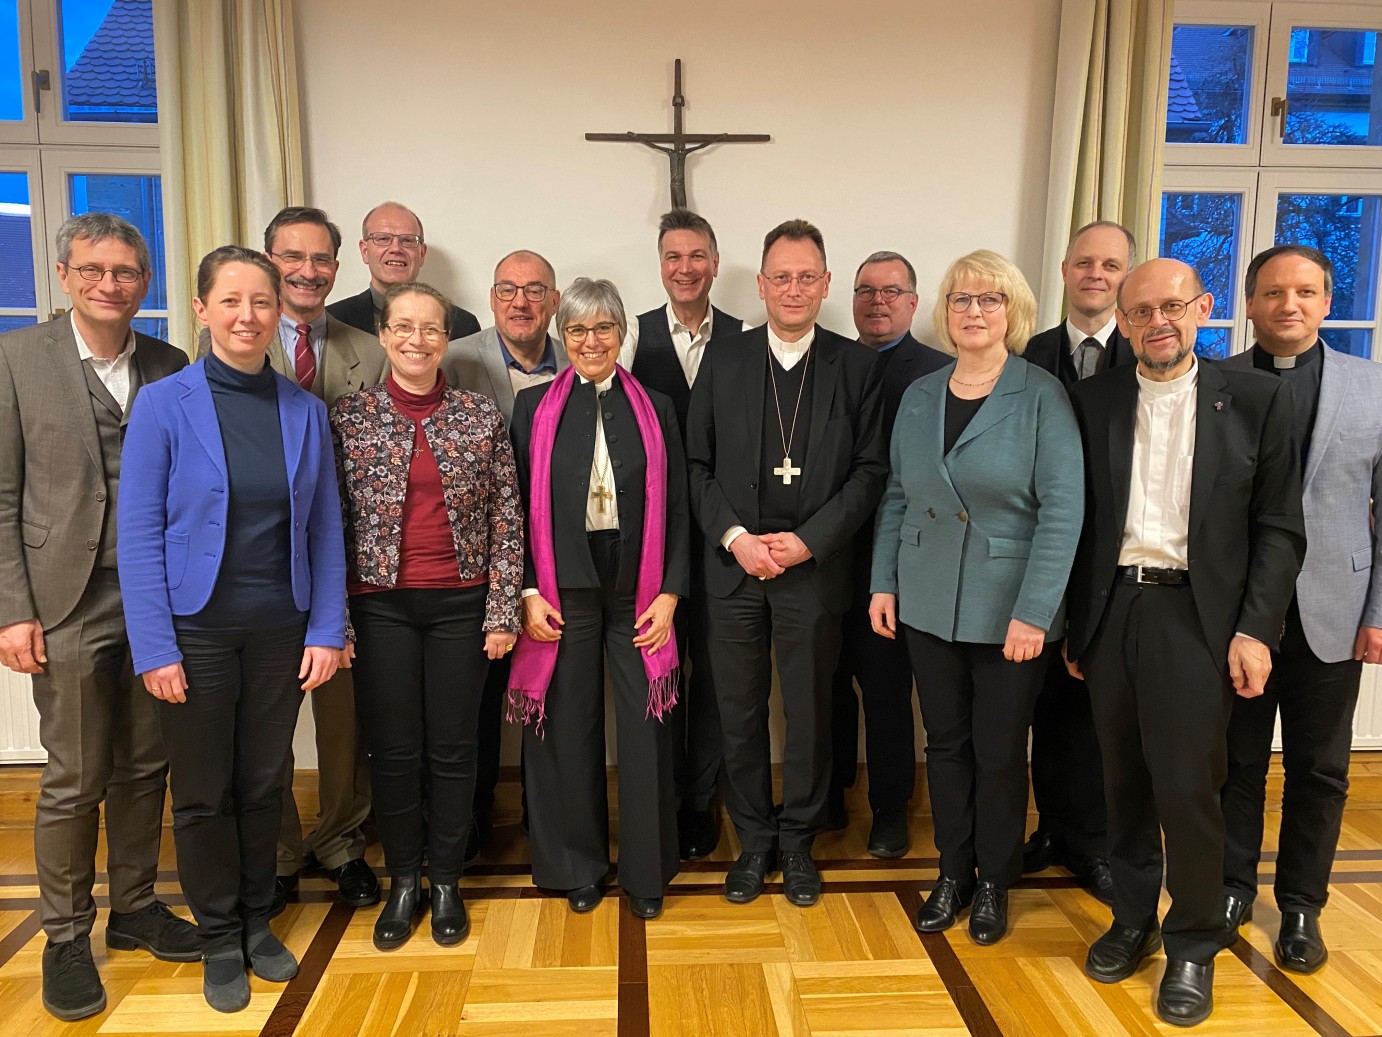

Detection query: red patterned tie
xmin=294 ymin=322 xmax=316 ymax=392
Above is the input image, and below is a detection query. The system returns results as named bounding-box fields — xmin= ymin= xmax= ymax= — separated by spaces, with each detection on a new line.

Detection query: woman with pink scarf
xmin=508 ymin=277 xmax=690 ymax=921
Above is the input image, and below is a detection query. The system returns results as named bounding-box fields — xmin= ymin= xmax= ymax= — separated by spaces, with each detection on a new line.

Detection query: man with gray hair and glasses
xmin=0 ymin=213 xmax=194 ymax=1021
xmin=328 ymin=200 xmax=480 ymax=339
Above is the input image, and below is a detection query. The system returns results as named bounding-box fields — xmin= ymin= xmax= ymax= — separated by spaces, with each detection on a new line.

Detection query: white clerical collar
xmin=577 ymin=372 xmax=616 ymax=393
xmin=768 ymin=325 xmax=815 ymax=354
xmin=1065 ymin=315 xmax=1117 ymax=354
xmin=1136 ymin=355 xmax=1198 ymax=396
xmin=72 ymin=312 xmax=134 ymax=364
xmin=666 ymin=302 xmax=712 ymax=337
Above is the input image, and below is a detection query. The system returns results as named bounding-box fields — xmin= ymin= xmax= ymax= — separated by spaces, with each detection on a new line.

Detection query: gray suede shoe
xmin=203 ymin=952 xmax=249 ymax=1013
xmin=245 ymin=929 xmax=298 ymax=982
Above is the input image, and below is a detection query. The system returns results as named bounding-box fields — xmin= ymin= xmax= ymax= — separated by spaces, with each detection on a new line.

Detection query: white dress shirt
xmin=1118 ymin=359 xmax=1198 ymax=569
xmin=1065 ymin=314 xmax=1118 ymax=355
xmin=583 ymin=373 xmax=620 ymax=533
xmin=72 ymin=314 xmax=136 ymax=413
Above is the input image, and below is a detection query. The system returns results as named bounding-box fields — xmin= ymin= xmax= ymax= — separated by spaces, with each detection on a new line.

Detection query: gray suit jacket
xmin=0 ymin=315 xmax=188 ymax=629
xmin=196 ymin=313 xmax=386 ymax=405
xmin=1223 ymin=345 xmax=1382 ymax=661
xmin=440 ymin=325 xmax=568 ymax=424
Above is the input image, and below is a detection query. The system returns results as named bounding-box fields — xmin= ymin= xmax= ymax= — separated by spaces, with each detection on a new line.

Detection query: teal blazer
xmin=870 ymin=357 xmax=1083 ymax=643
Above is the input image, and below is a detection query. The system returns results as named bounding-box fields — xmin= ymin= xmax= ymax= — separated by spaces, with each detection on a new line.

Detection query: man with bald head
xmin=328 ymin=201 xmax=480 ymax=339
xmin=1064 ymin=258 xmax=1304 ymax=1025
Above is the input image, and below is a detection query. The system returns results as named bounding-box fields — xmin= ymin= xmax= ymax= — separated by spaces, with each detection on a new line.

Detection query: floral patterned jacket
xmin=329 ymin=384 xmax=523 ymax=632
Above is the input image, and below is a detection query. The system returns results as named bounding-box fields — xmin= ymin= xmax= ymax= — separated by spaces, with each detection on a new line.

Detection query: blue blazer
xmin=118 ymin=359 xmax=347 ymax=675
xmin=871 ymin=357 xmax=1084 ymax=643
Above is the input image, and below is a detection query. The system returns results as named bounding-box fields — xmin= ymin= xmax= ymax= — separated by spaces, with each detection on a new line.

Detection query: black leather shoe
xmin=1021 ymin=829 xmax=1057 ymax=873
xmin=567 ymin=884 xmax=604 ymax=913
xmin=106 ymin=901 xmax=200 ymax=961
xmin=678 ymin=808 xmax=721 ymax=861
xmin=1222 ymin=892 xmax=1254 ymax=931
xmin=430 ymin=883 xmax=470 ymax=946
xmin=42 ymin=936 xmax=106 ymax=1021
xmin=333 ymin=858 xmax=381 ymax=907
xmin=1065 ymin=855 xmax=1115 ymax=906
xmin=464 ymin=812 xmax=487 ymax=866
xmin=725 ymin=851 xmax=775 ymax=904
xmin=781 ymin=851 xmax=822 ymax=907
xmin=866 ymin=808 xmax=910 ymax=859
xmin=968 ymin=882 xmax=1008 ymax=945
xmin=914 ymin=877 xmax=974 ymax=933
xmin=269 ymin=873 xmax=298 ymax=919
xmin=1156 ymin=958 xmax=1214 ymax=1027
xmin=373 ymin=872 xmax=423 ymax=950
xmin=1275 ymin=912 xmax=1327 ymax=974
xmin=1085 ymin=923 xmax=1162 ymax=983
xmin=630 ymin=897 xmax=664 ymax=920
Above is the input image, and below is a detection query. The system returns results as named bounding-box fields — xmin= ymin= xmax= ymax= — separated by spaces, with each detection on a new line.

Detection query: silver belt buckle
xmin=1135 ymin=564 xmax=1152 ymax=585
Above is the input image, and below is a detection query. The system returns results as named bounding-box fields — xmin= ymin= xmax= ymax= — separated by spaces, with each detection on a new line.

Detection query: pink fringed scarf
xmin=507 ymin=364 xmax=679 ymax=730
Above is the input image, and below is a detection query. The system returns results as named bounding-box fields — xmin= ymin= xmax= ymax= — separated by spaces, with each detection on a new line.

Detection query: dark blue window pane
xmin=1284 ymin=29 xmax=1381 ymax=145
xmin=1167 ymin=25 xmax=1253 ymax=145
xmin=1159 ymin=192 xmax=1242 ymax=320
xmin=1193 ymin=328 xmax=1231 ymax=360
xmin=130 ymin=315 xmax=166 ymax=340
xmin=0 ymin=315 xmax=36 ymax=332
xmin=68 ymin=173 xmax=165 ymax=309
xmin=0 ymin=172 xmax=35 ymax=309
xmin=60 ymin=0 xmax=156 ymax=124
xmin=1322 ymin=329 xmax=1372 ymax=358
xmin=1275 ymin=194 xmax=1380 ymax=320
xmin=0 ymin=0 xmax=22 ymax=122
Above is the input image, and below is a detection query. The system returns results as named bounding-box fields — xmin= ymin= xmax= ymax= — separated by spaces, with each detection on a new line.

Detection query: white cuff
xmin=721 ymin=525 xmax=748 ymax=551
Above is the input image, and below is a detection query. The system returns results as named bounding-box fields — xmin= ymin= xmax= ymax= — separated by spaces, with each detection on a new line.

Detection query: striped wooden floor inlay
xmin=5 ymin=759 xmax=1382 ymax=1035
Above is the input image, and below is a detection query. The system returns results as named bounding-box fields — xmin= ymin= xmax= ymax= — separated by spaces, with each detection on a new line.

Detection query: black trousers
xmin=904 ymin=628 xmax=1045 ymax=887
xmin=350 ymin=586 xmax=490 ymax=885
xmin=160 ymin=620 xmax=305 ymax=955
xmin=707 ymin=568 xmax=842 ymax=853
xmin=830 ymin=600 xmax=916 ymax=811
xmin=1222 ymin=597 xmax=1363 ymax=915
xmin=1084 ymin=581 xmax=1234 ymax=964
xmin=1028 ymin=655 xmax=1108 ymax=858
xmin=668 ymin=587 xmax=722 ymax=812
xmin=523 ymin=532 xmax=679 ymax=899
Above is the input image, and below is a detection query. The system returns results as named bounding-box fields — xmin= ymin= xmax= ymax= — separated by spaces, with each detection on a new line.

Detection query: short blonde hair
xmin=931 ymin=250 xmax=1037 ymax=356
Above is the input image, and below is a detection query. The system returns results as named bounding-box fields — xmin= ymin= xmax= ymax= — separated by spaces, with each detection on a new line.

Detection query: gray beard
xmin=1137 ymin=340 xmax=1192 ymax=373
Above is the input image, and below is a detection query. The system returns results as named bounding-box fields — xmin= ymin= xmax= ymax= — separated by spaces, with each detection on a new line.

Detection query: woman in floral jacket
xmin=330 ymin=282 xmax=522 ymax=952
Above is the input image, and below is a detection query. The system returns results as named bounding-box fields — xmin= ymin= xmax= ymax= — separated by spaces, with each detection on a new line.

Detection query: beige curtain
xmin=1039 ymin=0 xmax=1174 ymax=327
xmin=153 ymin=0 xmax=305 ymax=352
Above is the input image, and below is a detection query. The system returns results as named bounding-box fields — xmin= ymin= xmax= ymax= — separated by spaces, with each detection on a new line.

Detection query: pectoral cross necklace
xmin=768 ymin=346 xmax=812 ymax=486
xmin=590 ymin=406 xmax=615 ymax=514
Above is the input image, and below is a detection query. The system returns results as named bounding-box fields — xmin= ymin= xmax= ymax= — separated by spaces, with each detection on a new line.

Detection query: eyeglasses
xmin=364 ymin=232 xmax=423 ymax=249
xmin=266 ymin=250 xmax=339 ymax=269
xmin=762 ymin=272 xmax=827 ymax=291
xmin=564 ymin=322 xmax=620 ymax=343
xmin=69 ymin=264 xmax=143 ymax=284
xmin=382 ymin=321 xmax=447 ymax=342
xmin=853 ymin=285 xmax=914 ymax=302
xmin=946 ymin=292 xmax=1007 ymax=313
xmin=1120 ymin=293 xmax=1208 ymax=326
xmin=493 ymin=281 xmax=552 ymax=302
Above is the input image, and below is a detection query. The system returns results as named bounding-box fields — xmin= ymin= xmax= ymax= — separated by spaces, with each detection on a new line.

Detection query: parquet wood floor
xmin=3 ymin=760 xmax=1382 ymax=1035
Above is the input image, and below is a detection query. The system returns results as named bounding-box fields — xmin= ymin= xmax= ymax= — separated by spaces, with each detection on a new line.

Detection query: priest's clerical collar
xmin=576 ymin=371 xmax=616 ymax=393
xmin=1252 ymin=339 xmax=1321 ymax=371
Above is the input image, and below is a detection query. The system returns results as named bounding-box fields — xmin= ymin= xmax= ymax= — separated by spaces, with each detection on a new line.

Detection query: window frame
xmin=0 ymin=146 xmax=46 ymax=323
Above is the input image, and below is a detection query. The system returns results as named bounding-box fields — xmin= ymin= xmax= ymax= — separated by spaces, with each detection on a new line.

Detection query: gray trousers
xmin=30 ymin=570 xmax=167 ymax=942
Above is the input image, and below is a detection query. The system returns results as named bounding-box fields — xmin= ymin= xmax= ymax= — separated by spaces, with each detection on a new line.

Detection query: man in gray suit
xmin=0 ymin=213 xmax=195 ymax=1021
xmin=1220 ymin=245 xmax=1382 ymax=973
xmin=441 ymin=249 xmax=566 ymax=854
xmin=200 ymin=207 xmax=386 ymax=911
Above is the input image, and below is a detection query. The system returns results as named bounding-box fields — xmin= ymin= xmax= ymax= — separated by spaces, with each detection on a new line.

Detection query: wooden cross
xmin=585 ymin=59 xmax=770 ymax=209
xmin=774 ymin=456 xmax=802 ymax=486
xmin=591 ymin=483 xmax=614 ymax=512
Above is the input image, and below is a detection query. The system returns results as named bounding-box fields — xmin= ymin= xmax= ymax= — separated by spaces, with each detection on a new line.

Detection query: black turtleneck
xmin=1251 ymin=339 xmax=1322 ymax=469
xmin=181 ymin=350 xmax=301 ymax=631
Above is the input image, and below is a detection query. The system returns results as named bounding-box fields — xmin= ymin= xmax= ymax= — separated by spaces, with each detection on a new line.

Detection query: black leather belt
xmin=1117 ymin=565 xmax=1189 ymax=586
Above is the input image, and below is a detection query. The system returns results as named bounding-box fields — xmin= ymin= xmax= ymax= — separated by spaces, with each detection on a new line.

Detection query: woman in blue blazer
xmin=119 ymin=247 xmax=347 ymax=1013
xmin=870 ymin=250 xmax=1083 ymax=944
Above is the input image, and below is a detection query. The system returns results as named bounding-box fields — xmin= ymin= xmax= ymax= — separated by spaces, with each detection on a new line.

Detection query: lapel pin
xmin=1214 ymin=401 xmax=1224 ymax=411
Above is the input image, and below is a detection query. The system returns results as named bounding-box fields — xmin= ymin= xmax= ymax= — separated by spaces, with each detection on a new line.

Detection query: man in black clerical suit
xmin=1020 ymin=220 xmax=1136 ymax=903
xmin=1065 ymin=258 xmax=1304 ymax=1026
xmin=327 ymin=200 xmax=480 ymax=339
xmin=826 ymin=250 xmax=948 ymax=857
xmin=686 ymin=219 xmax=886 ymax=907
xmin=630 ymin=209 xmax=742 ymax=861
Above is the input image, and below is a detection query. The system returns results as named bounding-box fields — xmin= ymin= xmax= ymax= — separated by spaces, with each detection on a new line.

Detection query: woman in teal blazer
xmin=870 ymin=251 xmax=1083 ymax=945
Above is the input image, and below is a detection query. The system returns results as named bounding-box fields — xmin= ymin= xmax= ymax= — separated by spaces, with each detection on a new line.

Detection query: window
xmin=1165 ymin=2 xmax=1382 ymax=358
xmin=0 ymin=0 xmax=162 ymax=336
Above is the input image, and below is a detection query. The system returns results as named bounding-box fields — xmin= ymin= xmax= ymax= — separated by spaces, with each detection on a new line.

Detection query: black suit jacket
xmin=1024 ymin=323 xmax=1135 ymax=390
xmin=510 ymin=373 xmax=690 ymax=600
xmin=685 ymin=324 xmax=887 ymax=609
xmin=1065 ymin=361 xmax=1305 ymax=665
xmin=631 ymin=303 xmax=741 ymax=433
xmin=327 ymin=287 xmax=482 ymax=341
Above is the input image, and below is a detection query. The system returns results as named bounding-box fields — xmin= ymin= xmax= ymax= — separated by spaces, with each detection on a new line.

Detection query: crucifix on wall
xmin=586 ymin=59 xmax=771 ymax=209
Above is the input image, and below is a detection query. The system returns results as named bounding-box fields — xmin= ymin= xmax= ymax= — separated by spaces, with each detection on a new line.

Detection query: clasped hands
xmin=731 ymin=531 xmax=812 ymax=580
